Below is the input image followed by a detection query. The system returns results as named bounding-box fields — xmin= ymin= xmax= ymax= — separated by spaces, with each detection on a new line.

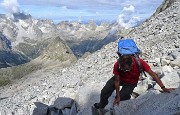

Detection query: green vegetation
xmin=15 ymin=42 xmax=49 ymax=59
xmin=11 ymin=64 xmax=42 ymax=79
xmin=0 ymin=77 xmax=10 ymax=87
xmin=0 ymin=63 xmax=42 ymax=87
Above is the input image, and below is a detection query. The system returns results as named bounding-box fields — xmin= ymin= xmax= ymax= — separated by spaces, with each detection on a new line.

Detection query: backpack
xmin=117 ymin=39 xmax=147 ymax=80
xmin=118 ymin=39 xmax=140 ymax=55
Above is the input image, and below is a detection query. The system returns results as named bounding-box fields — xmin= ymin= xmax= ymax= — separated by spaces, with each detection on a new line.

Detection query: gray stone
xmin=170 ymin=58 xmax=180 ymax=67
xmin=161 ymin=58 xmax=170 ymax=66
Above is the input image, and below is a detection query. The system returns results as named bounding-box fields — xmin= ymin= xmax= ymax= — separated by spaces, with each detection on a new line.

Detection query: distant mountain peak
xmin=13 ymin=12 xmax=32 ymax=20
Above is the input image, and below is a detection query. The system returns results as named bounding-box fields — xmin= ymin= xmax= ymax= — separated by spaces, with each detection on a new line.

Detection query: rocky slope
xmin=0 ymin=0 xmax=179 ymax=115
xmin=0 ymin=36 xmax=77 ymax=87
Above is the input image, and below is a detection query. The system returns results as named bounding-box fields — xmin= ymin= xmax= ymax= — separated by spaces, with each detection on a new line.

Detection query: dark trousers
xmin=100 ymin=76 xmax=137 ymax=107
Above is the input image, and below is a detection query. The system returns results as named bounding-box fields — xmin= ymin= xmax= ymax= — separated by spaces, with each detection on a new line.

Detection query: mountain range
xmin=0 ymin=12 xmax=122 ymax=65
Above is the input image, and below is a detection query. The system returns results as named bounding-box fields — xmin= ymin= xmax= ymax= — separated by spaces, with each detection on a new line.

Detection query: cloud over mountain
xmin=0 ymin=0 xmax=20 ymax=13
xmin=0 ymin=0 xmax=163 ymax=24
xmin=117 ymin=5 xmax=142 ymax=28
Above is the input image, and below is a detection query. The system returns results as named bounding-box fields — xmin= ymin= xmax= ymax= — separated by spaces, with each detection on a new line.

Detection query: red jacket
xmin=113 ymin=57 xmax=150 ymax=84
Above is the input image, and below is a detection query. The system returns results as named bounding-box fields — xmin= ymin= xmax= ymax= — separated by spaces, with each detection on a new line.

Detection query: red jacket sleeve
xmin=140 ymin=59 xmax=151 ymax=72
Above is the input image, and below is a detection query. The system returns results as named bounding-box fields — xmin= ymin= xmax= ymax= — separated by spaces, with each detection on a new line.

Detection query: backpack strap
xmin=134 ymin=55 xmax=147 ymax=80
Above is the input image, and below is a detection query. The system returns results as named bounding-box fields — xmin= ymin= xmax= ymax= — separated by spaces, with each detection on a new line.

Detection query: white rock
xmin=154 ymin=72 xmax=180 ymax=90
xmin=161 ymin=58 xmax=170 ymax=66
xmin=162 ymin=65 xmax=173 ymax=74
xmin=170 ymin=58 xmax=180 ymax=67
xmin=134 ymin=80 xmax=149 ymax=95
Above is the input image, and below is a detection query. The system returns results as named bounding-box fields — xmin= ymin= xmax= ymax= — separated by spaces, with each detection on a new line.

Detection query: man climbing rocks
xmin=94 ymin=39 xmax=175 ymax=109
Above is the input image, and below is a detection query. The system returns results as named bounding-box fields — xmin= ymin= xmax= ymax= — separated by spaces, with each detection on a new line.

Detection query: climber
xmin=94 ymin=39 xmax=175 ymax=109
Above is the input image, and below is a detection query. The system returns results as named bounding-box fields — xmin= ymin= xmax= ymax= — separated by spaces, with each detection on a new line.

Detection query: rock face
xmin=36 ymin=36 xmax=77 ymax=66
xmin=13 ymin=12 xmax=32 ymax=20
xmin=0 ymin=33 xmax=30 ymax=68
xmin=0 ymin=14 xmax=56 ymax=63
xmin=0 ymin=32 xmax=12 ymax=50
xmin=0 ymin=13 xmax=56 ymax=44
xmin=0 ymin=0 xmax=179 ymax=115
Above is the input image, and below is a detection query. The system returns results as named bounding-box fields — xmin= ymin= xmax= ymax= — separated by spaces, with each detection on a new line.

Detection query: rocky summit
xmin=0 ymin=0 xmax=180 ymax=115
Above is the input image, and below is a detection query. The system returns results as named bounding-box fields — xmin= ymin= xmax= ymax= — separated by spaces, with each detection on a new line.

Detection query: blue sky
xmin=0 ymin=0 xmax=164 ymax=27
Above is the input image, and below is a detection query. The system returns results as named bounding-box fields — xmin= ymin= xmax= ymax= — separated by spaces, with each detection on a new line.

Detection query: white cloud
xmin=78 ymin=16 xmax=82 ymax=23
xmin=124 ymin=5 xmax=135 ymax=12
xmin=127 ymin=16 xmax=141 ymax=27
xmin=61 ymin=6 xmax=67 ymax=10
xmin=95 ymin=12 xmax=100 ymax=15
xmin=0 ymin=0 xmax=20 ymax=13
xmin=117 ymin=5 xmax=142 ymax=28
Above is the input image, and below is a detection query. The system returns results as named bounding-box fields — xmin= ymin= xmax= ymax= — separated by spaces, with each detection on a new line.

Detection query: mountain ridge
xmin=0 ymin=13 xmax=119 ymax=61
